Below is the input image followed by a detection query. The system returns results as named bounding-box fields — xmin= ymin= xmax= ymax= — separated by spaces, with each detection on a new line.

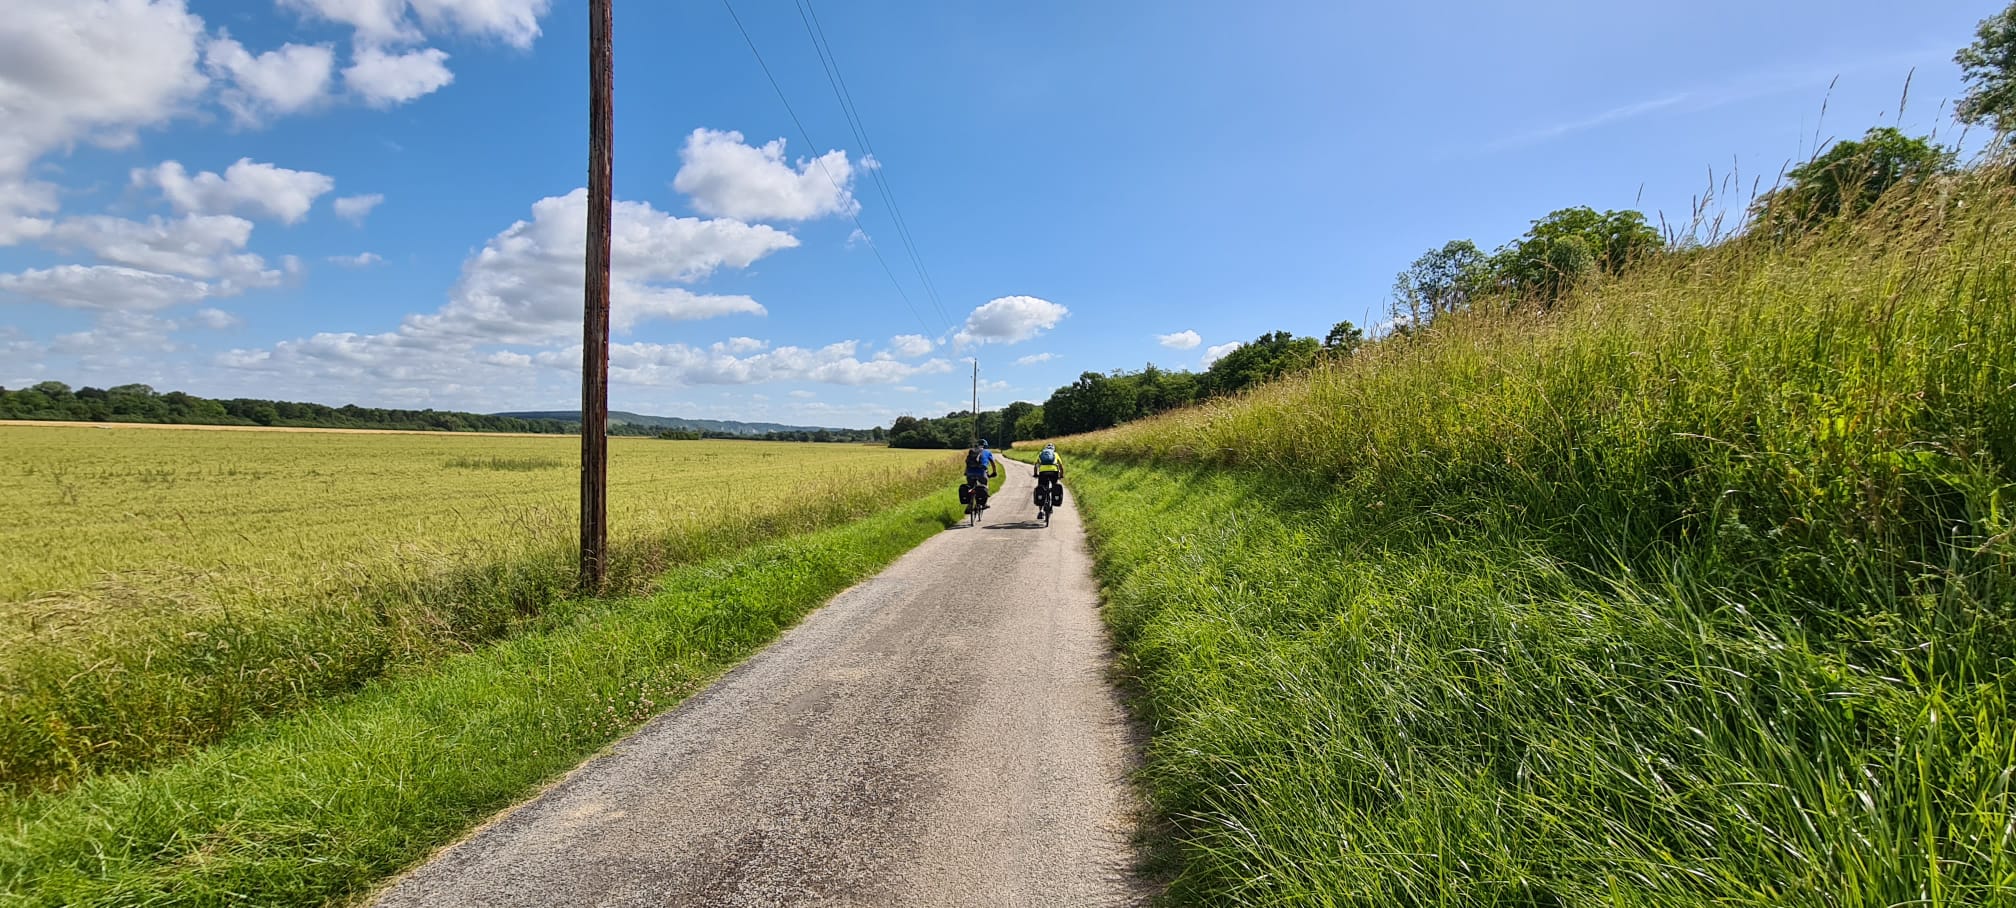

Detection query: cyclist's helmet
xmin=979 ymin=439 xmax=989 ymax=447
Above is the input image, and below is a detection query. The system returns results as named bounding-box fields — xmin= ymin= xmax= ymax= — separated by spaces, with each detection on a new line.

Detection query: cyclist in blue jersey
xmin=960 ymin=439 xmax=1001 ymax=511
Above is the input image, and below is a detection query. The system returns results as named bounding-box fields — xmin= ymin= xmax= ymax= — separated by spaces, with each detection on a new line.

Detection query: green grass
xmin=0 ymin=487 xmax=964 ymax=906
xmin=1056 ymin=166 xmax=2016 ymax=905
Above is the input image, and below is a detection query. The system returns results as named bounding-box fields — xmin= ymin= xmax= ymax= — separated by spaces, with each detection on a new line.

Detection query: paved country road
xmin=374 ymin=462 xmax=1150 ymax=907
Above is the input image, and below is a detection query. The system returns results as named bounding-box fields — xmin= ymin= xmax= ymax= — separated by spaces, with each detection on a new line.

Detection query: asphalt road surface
xmin=375 ymin=462 xmax=1149 ymax=907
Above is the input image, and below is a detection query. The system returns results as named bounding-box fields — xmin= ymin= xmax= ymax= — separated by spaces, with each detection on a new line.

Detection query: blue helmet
xmin=979 ymin=439 xmax=990 ymax=447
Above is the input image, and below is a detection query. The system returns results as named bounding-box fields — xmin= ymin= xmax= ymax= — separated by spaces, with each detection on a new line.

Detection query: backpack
xmin=965 ymin=447 xmax=985 ymax=471
xmin=1038 ymin=449 xmax=1057 ymax=465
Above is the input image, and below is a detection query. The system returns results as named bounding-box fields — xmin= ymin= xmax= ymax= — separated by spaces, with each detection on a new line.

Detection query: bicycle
xmin=962 ymin=475 xmax=989 ymax=527
xmin=1034 ymin=475 xmax=1060 ymax=527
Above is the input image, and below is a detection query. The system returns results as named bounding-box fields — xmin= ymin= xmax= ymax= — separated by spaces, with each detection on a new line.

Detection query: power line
xmin=794 ymin=0 xmax=956 ymax=334
xmin=718 ymin=0 xmax=945 ymax=339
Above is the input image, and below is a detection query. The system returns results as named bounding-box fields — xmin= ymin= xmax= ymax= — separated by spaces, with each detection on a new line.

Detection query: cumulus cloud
xmin=205 ymin=36 xmax=334 ymax=124
xmin=282 ymin=0 xmax=551 ymax=50
xmin=1157 ymin=329 xmax=1201 ymax=350
xmin=46 ymin=213 xmax=281 ymax=288
xmin=955 ymin=295 xmax=1068 ymax=345
xmin=399 ymin=188 xmax=794 ymax=345
xmin=0 ymin=265 xmax=214 ymax=311
xmin=344 ymin=46 xmax=453 ymax=107
xmin=134 ymin=159 xmax=336 ymax=224
xmin=672 ymin=128 xmax=858 ymax=222
xmin=887 ymin=334 xmax=934 ymax=358
xmin=51 ymin=310 xmax=182 ymax=358
xmin=223 ymin=190 xmax=800 ymax=395
xmin=1015 ymin=352 xmax=1057 ymax=366
xmin=334 ymin=193 xmax=384 ymax=224
xmin=1202 ymin=341 xmax=1243 ymax=366
xmin=328 ymin=252 xmax=384 ymax=267
xmin=533 ymin=339 xmax=955 ymax=388
xmin=193 ymin=307 xmax=243 ymax=329
xmin=0 ymin=0 xmax=211 ymax=241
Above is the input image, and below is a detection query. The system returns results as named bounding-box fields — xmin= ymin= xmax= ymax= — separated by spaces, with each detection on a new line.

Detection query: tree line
xmin=0 ymin=382 xmax=588 ymax=434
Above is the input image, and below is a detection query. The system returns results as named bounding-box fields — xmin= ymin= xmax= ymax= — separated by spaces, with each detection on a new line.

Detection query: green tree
xmin=1752 ymin=128 xmax=1953 ymax=234
xmin=1201 ymin=331 xmax=1322 ymax=396
xmin=998 ymin=400 xmax=1037 ymax=447
xmin=1490 ymin=207 xmax=1662 ymax=306
xmin=1390 ymin=240 xmax=1486 ymax=327
xmin=1957 ymin=1 xmax=2016 ymax=137
xmin=1323 ymin=320 xmax=1364 ymax=356
xmin=1015 ymin=405 xmax=1047 ymax=441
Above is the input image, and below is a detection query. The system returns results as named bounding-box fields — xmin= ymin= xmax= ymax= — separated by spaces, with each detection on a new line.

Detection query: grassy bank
xmin=1058 ymin=168 xmax=2015 ymax=904
xmin=2 ymin=432 xmax=951 ymax=790
xmin=0 ymin=487 xmax=962 ymax=905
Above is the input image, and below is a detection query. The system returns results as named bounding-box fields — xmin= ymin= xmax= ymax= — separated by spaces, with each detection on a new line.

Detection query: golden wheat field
xmin=0 ymin=424 xmax=946 ymax=605
xmin=0 ymin=423 xmax=957 ymax=787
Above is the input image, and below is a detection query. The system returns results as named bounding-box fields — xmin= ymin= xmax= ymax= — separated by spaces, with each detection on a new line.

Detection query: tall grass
xmin=1061 ymin=165 xmax=2016 ymax=904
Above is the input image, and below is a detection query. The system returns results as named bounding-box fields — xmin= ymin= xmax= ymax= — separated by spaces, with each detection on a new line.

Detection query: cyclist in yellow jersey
xmin=1032 ymin=443 xmax=1064 ymax=508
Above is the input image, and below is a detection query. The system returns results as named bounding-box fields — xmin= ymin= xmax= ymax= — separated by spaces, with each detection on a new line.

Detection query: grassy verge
xmin=1056 ymin=167 xmax=2015 ymax=905
xmin=0 ymin=488 xmax=962 ymax=906
xmin=3 ymin=450 xmax=953 ymax=791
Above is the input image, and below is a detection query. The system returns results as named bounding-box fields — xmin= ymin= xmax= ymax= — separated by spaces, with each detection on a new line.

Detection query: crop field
xmin=0 ymin=425 xmax=953 ymax=788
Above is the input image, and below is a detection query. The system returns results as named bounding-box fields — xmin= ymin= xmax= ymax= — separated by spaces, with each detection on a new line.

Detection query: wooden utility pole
xmin=970 ymin=360 xmax=979 ymax=446
xmin=580 ymin=0 xmax=613 ymax=590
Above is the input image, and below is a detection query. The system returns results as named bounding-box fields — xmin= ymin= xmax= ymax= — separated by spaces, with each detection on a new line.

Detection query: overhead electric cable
xmin=718 ymin=0 xmax=944 ymax=338
xmin=793 ymin=0 xmax=956 ymax=333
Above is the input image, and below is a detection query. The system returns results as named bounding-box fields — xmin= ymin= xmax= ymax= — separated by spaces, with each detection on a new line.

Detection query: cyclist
xmin=961 ymin=438 xmax=1001 ymax=510
xmin=1032 ymin=443 xmax=1064 ymax=509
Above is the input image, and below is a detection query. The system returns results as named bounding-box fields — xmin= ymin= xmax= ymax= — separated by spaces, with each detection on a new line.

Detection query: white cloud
xmin=282 ymin=0 xmax=551 ymax=50
xmin=1015 ymin=352 xmax=1056 ymax=366
xmin=532 ymin=339 xmax=955 ymax=388
xmin=344 ymin=46 xmax=453 ymax=107
xmin=887 ymin=334 xmax=934 ymax=358
xmin=672 ymin=128 xmax=858 ymax=222
xmin=788 ymin=389 xmax=816 ymax=399
xmin=1157 ymin=329 xmax=1201 ymax=350
xmin=334 ymin=193 xmax=384 ymax=224
xmin=0 ymin=265 xmax=213 ymax=311
xmin=222 ymin=190 xmax=800 ymax=397
xmin=955 ymin=295 xmax=1067 ymax=345
xmin=1202 ymin=341 xmax=1242 ymax=367
xmin=401 ymin=188 xmax=794 ymax=345
xmin=193 ymin=307 xmax=242 ymax=329
xmin=0 ymin=180 xmax=58 ymax=245
xmin=48 ymin=214 xmax=256 ymax=278
xmin=134 ymin=159 xmax=336 ymax=224
xmin=204 ymin=36 xmax=335 ymax=124
xmin=51 ymin=311 xmax=181 ymax=359
xmin=281 ymin=0 xmax=417 ymax=46
xmin=0 ymin=0 xmax=211 ymax=241
xmin=328 ymin=251 xmax=384 ymax=267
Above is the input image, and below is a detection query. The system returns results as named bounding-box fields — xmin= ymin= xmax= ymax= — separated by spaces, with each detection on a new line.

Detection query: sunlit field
xmin=0 ymin=425 xmax=953 ymax=788
xmin=1 ymin=426 xmax=940 ymax=601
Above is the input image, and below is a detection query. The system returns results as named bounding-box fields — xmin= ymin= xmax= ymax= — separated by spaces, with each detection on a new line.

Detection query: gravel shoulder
xmin=374 ymin=463 xmax=1150 ymax=907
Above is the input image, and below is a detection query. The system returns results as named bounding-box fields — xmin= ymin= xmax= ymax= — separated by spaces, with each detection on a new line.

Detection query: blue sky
xmin=0 ymin=0 xmax=1997 ymax=428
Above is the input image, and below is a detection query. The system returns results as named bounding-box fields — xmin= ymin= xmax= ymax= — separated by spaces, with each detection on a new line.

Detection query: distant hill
xmin=496 ymin=410 xmax=839 ymax=436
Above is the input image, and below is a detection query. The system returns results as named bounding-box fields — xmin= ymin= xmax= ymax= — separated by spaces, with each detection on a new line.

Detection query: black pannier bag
xmin=958 ymin=483 xmax=973 ymax=505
